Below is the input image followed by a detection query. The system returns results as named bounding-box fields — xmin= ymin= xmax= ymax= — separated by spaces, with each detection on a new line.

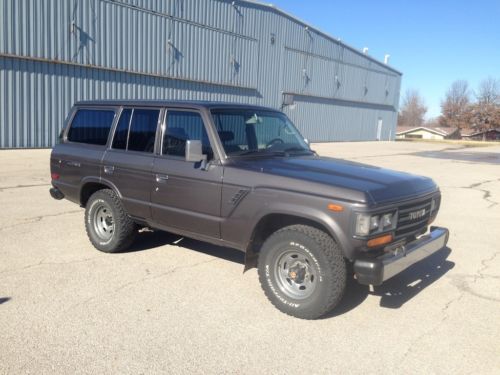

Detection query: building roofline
xmin=396 ymin=126 xmax=458 ymax=137
xmin=73 ymin=99 xmax=279 ymax=111
xmin=239 ymin=0 xmax=402 ymax=76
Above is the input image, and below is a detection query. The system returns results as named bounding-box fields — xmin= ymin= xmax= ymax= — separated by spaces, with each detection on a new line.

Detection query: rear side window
xmin=67 ymin=109 xmax=115 ymax=145
xmin=112 ymin=109 xmax=132 ymax=150
xmin=128 ymin=109 xmax=160 ymax=152
xmin=111 ymin=108 xmax=159 ymax=153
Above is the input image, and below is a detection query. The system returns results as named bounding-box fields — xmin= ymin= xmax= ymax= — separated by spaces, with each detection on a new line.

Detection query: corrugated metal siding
xmin=0 ymin=0 xmax=401 ymax=148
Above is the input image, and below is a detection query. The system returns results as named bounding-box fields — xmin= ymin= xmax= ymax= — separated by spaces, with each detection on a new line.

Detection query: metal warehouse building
xmin=0 ymin=0 xmax=402 ymax=148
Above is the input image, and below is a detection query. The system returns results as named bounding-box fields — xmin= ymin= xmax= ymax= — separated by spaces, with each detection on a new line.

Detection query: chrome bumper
xmin=354 ymin=226 xmax=450 ymax=286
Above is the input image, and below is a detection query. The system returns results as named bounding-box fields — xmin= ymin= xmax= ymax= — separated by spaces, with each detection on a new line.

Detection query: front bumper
xmin=354 ymin=226 xmax=449 ymax=286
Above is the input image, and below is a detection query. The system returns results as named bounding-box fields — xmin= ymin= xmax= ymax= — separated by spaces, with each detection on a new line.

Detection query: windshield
xmin=210 ymin=109 xmax=310 ymax=157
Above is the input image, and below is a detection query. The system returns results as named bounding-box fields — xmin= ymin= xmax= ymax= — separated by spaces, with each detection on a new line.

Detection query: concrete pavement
xmin=0 ymin=141 xmax=499 ymax=374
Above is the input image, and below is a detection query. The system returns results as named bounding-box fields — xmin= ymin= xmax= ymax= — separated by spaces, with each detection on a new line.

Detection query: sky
xmin=270 ymin=0 xmax=500 ymax=119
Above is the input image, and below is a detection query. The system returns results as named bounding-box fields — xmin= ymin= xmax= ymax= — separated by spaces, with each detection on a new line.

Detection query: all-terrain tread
xmin=258 ymin=224 xmax=346 ymax=319
xmin=84 ymin=189 xmax=136 ymax=253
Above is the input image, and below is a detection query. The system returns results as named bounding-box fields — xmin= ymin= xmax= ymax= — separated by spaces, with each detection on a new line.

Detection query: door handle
xmin=155 ymin=174 xmax=169 ymax=183
xmin=103 ymin=165 xmax=115 ymax=175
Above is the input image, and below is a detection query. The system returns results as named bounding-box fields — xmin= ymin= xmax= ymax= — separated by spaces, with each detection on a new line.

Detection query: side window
xmin=127 ymin=109 xmax=160 ymax=153
xmin=67 ymin=109 xmax=115 ymax=145
xmin=112 ymin=109 xmax=132 ymax=150
xmin=212 ymin=113 xmax=248 ymax=152
xmin=163 ymin=111 xmax=212 ymax=158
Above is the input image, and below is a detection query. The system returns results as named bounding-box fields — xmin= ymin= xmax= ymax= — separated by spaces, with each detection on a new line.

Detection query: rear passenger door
xmin=151 ymin=109 xmax=223 ymax=238
xmin=102 ymin=107 xmax=162 ymax=220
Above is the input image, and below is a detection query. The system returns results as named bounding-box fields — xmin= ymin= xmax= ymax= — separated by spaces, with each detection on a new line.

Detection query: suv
xmin=50 ymin=100 xmax=449 ymax=319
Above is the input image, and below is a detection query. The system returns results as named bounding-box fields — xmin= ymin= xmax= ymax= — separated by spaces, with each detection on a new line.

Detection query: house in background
xmin=461 ymin=129 xmax=500 ymax=141
xmin=396 ymin=126 xmax=461 ymax=140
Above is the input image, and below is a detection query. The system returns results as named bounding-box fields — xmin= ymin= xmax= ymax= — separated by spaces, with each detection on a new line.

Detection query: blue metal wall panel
xmin=0 ymin=0 xmax=402 ymax=148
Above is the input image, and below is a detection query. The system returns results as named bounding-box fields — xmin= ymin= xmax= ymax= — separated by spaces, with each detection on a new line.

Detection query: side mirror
xmin=185 ymin=140 xmax=207 ymax=168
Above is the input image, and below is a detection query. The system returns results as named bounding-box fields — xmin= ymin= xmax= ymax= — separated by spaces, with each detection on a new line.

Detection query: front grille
xmin=395 ymin=198 xmax=432 ymax=238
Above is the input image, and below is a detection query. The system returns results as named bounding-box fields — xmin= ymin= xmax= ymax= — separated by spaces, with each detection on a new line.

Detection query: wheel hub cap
xmin=276 ymin=251 xmax=317 ymax=300
xmin=93 ymin=203 xmax=115 ymax=241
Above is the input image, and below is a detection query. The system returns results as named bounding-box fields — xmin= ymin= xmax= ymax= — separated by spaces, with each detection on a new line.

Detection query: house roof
xmin=396 ymin=126 xmax=459 ymax=137
xmin=461 ymin=128 xmax=500 ymax=137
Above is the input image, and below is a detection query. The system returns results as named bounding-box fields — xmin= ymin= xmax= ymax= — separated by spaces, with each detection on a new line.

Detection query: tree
xmin=469 ymin=78 xmax=500 ymax=131
xmin=398 ymin=89 xmax=427 ymax=128
xmin=439 ymin=80 xmax=471 ymax=128
xmin=476 ymin=77 xmax=500 ymax=105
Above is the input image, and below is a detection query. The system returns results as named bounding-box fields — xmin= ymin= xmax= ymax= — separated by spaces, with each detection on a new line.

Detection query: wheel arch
xmin=79 ymin=177 xmax=122 ymax=207
xmin=244 ymin=211 xmax=347 ymax=272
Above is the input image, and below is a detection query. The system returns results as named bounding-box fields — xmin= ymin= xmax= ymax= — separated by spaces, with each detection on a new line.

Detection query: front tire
xmin=257 ymin=225 xmax=346 ymax=319
xmin=84 ymin=189 xmax=136 ymax=253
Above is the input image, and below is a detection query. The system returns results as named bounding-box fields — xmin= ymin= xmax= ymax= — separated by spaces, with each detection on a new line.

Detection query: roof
xmin=74 ymin=100 xmax=278 ymax=111
xmin=241 ymin=0 xmax=402 ymax=76
xmin=462 ymin=128 xmax=500 ymax=136
xmin=396 ymin=126 xmax=459 ymax=136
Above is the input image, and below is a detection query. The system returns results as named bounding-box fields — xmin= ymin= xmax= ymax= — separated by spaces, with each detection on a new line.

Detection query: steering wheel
xmin=266 ymin=138 xmax=284 ymax=148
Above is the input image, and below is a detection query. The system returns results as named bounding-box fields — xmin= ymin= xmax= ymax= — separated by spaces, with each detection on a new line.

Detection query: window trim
xmin=159 ymin=108 xmax=215 ymax=160
xmin=109 ymin=106 xmax=164 ymax=154
xmin=64 ymin=106 xmax=119 ymax=147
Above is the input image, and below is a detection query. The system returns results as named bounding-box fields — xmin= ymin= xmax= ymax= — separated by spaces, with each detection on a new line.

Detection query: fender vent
xmin=229 ymin=189 xmax=249 ymax=206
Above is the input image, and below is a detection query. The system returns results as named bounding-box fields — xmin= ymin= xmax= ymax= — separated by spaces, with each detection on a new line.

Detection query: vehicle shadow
xmin=411 ymin=150 xmax=500 ymax=165
xmin=0 ymin=297 xmax=11 ymax=305
xmin=124 ymin=231 xmax=454 ymax=316
xmin=324 ymin=247 xmax=454 ymax=318
xmin=125 ymin=230 xmax=245 ymax=265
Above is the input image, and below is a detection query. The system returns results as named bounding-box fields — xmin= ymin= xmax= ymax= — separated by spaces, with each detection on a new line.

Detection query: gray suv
xmin=50 ymin=100 xmax=449 ymax=319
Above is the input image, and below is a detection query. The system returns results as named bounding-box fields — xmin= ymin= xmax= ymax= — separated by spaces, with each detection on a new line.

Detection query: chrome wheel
xmin=93 ymin=202 xmax=114 ymax=241
xmin=275 ymin=250 xmax=317 ymax=299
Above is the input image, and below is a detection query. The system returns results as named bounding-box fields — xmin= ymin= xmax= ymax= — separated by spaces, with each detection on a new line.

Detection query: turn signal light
xmin=51 ymin=173 xmax=60 ymax=180
xmin=367 ymin=234 xmax=393 ymax=248
xmin=327 ymin=203 xmax=344 ymax=212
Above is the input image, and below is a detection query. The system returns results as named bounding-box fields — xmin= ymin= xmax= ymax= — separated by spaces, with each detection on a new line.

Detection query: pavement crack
xmin=64 ymin=258 xmax=219 ymax=312
xmin=460 ymin=178 xmax=500 ymax=208
xmin=0 ymin=257 xmax=101 ymax=278
xmin=447 ymin=250 xmax=500 ymax=303
xmin=0 ymin=183 xmax=51 ymax=192
xmin=0 ymin=210 xmax=82 ymax=231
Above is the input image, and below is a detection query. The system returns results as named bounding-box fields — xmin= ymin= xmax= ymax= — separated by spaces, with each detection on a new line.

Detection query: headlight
xmin=430 ymin=198 xmax=436 ymax=212
xmin=355 ymin=211 xmax=397 ymax=236
xmin=355 ymin=213 xmax=371 ymax=236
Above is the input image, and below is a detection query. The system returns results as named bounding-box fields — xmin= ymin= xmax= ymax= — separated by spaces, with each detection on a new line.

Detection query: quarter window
xmin=67 ymin=109 xmax=115 ymax=145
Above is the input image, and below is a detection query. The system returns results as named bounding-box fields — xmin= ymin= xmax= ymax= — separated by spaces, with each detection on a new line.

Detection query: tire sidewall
xmin=260 ymin=231 xmax=334 ymax=315
xmin=85 ymin=192 xmax=120 ymax=251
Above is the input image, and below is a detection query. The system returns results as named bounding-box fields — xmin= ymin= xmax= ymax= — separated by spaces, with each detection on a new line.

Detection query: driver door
xmin=151 ymin=109 xmax=223 ymax=238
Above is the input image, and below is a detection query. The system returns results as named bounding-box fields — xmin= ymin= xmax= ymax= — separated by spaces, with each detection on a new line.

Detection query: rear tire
xmin=257 ymin=225 xmax=346 ymax=319
xmin=84 ymin=189 xmax=136 ymax=253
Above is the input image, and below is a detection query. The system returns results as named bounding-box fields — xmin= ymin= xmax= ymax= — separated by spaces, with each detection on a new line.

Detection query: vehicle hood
xmin=232 ymin=155 xmax=437 ymax=205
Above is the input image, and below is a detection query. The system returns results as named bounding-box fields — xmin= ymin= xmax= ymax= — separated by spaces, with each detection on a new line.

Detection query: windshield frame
xmin=209 ymin=108 xmax=311 ymax=159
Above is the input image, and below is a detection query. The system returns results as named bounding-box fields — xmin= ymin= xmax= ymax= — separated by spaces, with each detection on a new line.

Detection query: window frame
xmin=159 ymin=108 xmax=216 ymax=161
xmin=109 ymin=106 xmax=164 ymax=155
xmin=64 ymin=106 xmax=119 ymax=147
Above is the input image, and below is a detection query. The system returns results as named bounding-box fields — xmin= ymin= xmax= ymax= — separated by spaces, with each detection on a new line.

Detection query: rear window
xmin=67 ymin=109 xmax=115 ymax=145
